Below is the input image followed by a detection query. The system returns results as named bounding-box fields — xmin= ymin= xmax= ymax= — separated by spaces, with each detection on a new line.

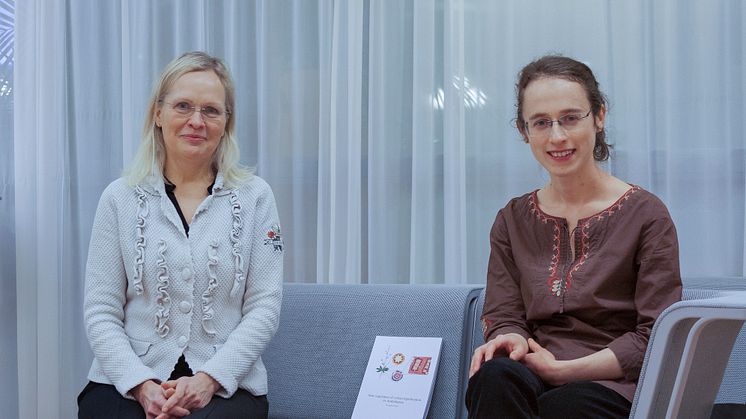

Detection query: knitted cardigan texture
xmin=84 ymin=173 xmax=283 ymax=399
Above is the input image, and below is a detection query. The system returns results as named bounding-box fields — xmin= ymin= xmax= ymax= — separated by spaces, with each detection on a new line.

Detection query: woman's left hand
xmin=157 ymin=372 xmax=221 ymax=418
xmin=522 ymin=338 xmax=566 ymax=386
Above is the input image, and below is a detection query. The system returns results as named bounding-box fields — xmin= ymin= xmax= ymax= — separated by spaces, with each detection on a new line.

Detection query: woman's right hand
xmin=469 ymin=333 xmax=529 ymax=378
xmin=132 ymin=380 xmax=190 ymax=419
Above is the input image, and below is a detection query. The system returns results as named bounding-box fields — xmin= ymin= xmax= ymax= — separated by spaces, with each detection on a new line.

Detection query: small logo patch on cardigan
xmin=263 ymin=225 xmax=283 ymax=252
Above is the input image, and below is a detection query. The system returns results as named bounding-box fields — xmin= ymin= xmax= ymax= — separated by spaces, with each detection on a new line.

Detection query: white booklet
xmin=351 ymin=336 xmax=443 ymax=419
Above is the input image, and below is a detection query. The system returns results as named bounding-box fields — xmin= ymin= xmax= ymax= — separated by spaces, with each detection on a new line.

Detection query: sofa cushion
xmin=264 ymin=283 xmax=483 ymax=419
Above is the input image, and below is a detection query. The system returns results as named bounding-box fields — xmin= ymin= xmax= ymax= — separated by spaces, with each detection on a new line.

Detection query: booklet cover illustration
xmin=352 ymin=336 xmax=442 ymax=419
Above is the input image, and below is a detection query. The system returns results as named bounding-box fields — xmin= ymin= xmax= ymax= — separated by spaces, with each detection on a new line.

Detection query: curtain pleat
xmin=0 ymin=0 xmax=16 ymax=415
xmin=15 ymin=1 xmax=67 ymax=417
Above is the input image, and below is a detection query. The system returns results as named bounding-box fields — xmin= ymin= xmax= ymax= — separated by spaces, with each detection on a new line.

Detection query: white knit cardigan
xmin=84 ymin=173 xmax=283 ymax=399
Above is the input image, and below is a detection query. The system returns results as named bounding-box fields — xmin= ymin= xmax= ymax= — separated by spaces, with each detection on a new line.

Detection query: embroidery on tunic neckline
xmin=528 ymin=194 xmax=553 ymax=224
xmin=530 ymin=186 xmax=640 ymax=298
xmin=563 ymin=221 xmax=591 ymax=295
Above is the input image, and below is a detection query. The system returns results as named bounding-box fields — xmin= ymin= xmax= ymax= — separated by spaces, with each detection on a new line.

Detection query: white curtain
xmin=0 ymin=0 xmax=15 ymax=417
xmin=10 ymin=0 xmax=746 ymax=417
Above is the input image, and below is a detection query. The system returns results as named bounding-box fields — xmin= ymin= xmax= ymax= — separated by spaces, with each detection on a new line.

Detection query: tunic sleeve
xmin=481 ymin=209 xmax=532 ymax=343
xmin=606 ymin=214 xmax=682 ymax=382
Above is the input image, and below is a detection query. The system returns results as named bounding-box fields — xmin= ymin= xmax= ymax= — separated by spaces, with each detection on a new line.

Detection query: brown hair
xmin=515 ymin=55 xmax=611 ymax=161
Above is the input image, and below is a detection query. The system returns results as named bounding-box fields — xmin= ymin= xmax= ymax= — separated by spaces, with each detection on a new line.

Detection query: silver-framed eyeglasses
xmin=163 ymin=101 xmax=230 ymax=120
xmin=525 ymin=109 xmax=592 ymax=138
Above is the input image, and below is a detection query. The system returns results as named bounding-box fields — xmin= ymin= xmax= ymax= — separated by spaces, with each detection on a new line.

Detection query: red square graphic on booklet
xmin=408 ymin=356 xmax=431 ymax=375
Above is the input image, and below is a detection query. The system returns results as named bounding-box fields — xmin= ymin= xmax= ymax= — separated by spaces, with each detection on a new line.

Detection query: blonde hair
xmin=125 ymin=51 xmax=253 ymax=188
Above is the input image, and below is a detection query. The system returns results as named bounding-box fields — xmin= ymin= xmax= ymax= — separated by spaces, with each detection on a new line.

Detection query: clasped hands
xmin=469 ymin=332 xmax=566 ymax=386
xmin=132 ymin=372 xmax=221 ymax=419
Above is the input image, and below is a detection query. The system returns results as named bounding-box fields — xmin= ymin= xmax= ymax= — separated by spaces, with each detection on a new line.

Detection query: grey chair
xmin=470 ymin=279 xmax=746 ymax=419
xmin=630 ymin=283 xmax=746 ymax=418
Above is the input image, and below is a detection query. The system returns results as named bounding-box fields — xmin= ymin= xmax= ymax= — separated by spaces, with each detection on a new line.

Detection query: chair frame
xmin=630 ymin=292 xmax=746 ymax=419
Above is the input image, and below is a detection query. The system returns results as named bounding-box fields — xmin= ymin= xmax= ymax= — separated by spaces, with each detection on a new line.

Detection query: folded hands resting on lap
xmin=469 ymin=333 xmax=623 ymax=386
xmin=132 ymin=372 xmax=221 ymax=419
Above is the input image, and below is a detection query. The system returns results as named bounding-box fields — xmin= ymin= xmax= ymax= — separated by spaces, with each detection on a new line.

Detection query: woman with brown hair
xmin=466 ymin=55 xmax=681 ymax=419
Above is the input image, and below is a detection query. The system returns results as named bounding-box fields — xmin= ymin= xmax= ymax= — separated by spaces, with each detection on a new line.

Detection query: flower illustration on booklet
xmin=352 ymin=336 xmax=443 ymax=419
xmin=375 ymin=346 xmax=392 ymax=375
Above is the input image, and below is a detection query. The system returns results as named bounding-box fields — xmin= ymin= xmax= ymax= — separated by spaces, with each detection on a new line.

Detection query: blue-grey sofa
xmin=263 ymin=279 xmax=746 ymax=419
xmin=263 ymin=283 xmax=482 ymax=419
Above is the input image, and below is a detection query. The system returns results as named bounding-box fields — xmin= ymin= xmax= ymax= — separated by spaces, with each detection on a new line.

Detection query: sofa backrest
xmin=263 ymin=283 xmax=483 ymax=419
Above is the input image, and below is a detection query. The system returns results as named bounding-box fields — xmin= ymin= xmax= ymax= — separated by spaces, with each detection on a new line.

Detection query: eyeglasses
xmin=524 ymin=110 xmax=592 ymax=138
xmin=162 ymin=101 xmax=230 ymax=120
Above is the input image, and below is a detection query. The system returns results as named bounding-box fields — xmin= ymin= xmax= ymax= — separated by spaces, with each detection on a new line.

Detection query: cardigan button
xmin=179 ymin=301 xmax=192 ymax=314
xmin=181 ymin=267 xmax=193 ymax=281
xmin=177 ymin=336 xmax=188 ymax=348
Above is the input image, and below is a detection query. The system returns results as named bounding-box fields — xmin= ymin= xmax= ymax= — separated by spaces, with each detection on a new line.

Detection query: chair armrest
xmin=631 ymin=292 xmax=746 ymax=419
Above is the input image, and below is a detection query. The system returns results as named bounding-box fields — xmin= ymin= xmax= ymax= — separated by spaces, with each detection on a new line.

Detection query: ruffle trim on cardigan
xmin=132 ymin=186 xmax=148 ymax=295
xmin=155 ymin=239 xmax=171 ymax=337
xmin=229 ymin=191 xmax=245 ymax=298
xmin=201 ymin=241 xmax=219 ymax=336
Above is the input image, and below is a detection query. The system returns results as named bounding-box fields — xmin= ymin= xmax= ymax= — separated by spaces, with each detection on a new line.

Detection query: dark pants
xmin=466 ymin=358 xmax=631 ymax=419
xmin=78 ymin=381 xmax=269 ymax=419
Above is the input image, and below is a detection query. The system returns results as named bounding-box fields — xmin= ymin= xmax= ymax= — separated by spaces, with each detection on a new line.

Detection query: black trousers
xmin=77 ymin=381 xmax=269 ymax=419
xmin=466 ymin=358 xmax=631 ymax=419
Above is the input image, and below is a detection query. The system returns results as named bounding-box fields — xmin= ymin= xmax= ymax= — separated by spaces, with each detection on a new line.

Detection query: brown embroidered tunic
xmin=481 ymin=185 xmax=682 ymax=401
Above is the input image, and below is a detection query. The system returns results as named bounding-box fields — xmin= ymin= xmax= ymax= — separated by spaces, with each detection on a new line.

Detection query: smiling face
xmin=521 ymin=77 xmax=605 ymax=179
xmin=155 ymin=70 xmax=227 ymax=168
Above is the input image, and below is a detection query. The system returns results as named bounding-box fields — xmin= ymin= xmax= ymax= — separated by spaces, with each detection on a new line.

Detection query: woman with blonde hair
xmin=78 ymin=51 xmax=283 ymax=419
